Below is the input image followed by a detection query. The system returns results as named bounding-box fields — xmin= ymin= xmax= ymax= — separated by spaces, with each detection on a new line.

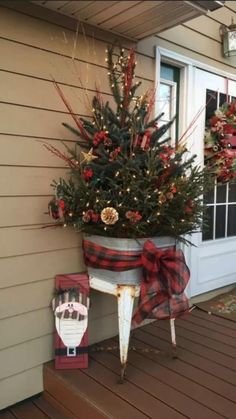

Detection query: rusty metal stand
xmin=170 ymin=318 xmax=178 ymax=358
xmin=89 ymin=276 xmax=177 ymax=381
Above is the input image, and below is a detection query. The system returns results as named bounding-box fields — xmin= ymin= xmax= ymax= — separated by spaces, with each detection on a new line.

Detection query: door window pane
xmin=228 ymin=205 xmax=236 ymax=236
xmin=206 ymin=89 xmax=217 ymax=123
xmin=160 ymin=63 xmax=180 ymax=143
xmin=215 ymin=205 xmax=226 ymax=239
xmin=204 ymin=188 xmax=214 ymax=204
xmin=216 ymin=184 xmax=226 ymax=203
xmin=219 ymin=93 xmax=227 ymax=107
xmin=202 ymin=206 xmax=214 ymax=240
xmin=229 ymin=183 xmax=236 ymax=202
xmin=159 ymin=83 xmax=171 ymax=120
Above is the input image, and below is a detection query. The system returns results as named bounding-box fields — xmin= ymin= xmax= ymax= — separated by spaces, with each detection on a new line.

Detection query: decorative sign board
xmin=52 ymin=273 xmax=89 ymax=369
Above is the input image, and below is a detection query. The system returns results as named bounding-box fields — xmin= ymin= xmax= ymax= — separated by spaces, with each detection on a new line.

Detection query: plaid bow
xmin=83 ymin=239 xmax=190 ymax=325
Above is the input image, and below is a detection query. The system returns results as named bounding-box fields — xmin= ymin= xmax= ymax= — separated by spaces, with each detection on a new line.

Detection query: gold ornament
xmin=101 ymin=207 xmax=119 ymax=225
xmin=80 ymin=148 xmax=98 ymax=164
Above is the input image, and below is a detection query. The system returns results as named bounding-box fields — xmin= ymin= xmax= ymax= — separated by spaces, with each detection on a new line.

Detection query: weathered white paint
xmin=89 ymin=275 xmax=177 ymax=380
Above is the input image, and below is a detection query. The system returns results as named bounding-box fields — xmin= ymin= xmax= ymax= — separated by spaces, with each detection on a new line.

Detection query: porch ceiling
xmin=30 ymin=1 xmax=225 ymax=41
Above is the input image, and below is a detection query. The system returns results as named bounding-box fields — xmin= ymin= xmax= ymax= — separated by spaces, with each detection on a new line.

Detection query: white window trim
xmin=156 ymin=47 xmax=236 ymax=82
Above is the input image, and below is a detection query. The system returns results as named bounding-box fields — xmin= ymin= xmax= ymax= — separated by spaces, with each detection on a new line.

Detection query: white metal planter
xmin=86 ymin=234 xmax=177 ymax=381
xmin=86 ymin=235 xmax=176 ymax=285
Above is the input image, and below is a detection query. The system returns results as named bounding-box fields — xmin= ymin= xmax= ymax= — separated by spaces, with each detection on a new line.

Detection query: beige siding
xmin=0 ymin=366 xmax=44 ymax=410
xmin=0 ymin=4 xmax=153 ymax=409
xmin=137 ymin=2 xmax=236 ymax=73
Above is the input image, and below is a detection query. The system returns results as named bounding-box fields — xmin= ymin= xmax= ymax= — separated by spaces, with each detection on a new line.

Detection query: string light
xmin=86 ymin=202 xmax=90 ymax=207
xmin=69 ymin=212 xmax=73 ymax=217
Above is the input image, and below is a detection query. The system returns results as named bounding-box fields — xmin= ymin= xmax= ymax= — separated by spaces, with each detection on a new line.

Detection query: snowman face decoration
xmin=52 ymin=290 xmax=89 ymax=348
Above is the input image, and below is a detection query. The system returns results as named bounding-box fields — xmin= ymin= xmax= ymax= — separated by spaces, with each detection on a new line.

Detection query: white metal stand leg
xmin=117 ymin=285 xmax=136 ymax=382
xmin=170 ymin=318 xmax=177 ymax=358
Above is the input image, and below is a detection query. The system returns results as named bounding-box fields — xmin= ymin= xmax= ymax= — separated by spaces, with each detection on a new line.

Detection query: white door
xmin=188 ymin=67 xmax=236 ymax=297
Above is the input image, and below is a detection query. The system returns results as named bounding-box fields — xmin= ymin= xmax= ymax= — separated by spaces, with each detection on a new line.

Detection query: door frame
xmin=155 ymin=47 xmax=236 ymax=297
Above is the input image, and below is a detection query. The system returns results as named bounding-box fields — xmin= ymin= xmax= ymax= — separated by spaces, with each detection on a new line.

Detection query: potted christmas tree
xmin=47 ymin=45 xmax=210 ymax=324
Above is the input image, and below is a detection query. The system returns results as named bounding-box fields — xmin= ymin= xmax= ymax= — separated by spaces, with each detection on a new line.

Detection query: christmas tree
xmin=47 ymin=45 xmax=210 ymax=242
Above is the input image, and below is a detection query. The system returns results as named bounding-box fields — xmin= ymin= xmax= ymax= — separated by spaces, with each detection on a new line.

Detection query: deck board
xmin=184 ymin=311 xmax=236 ymax=338
xmin=134 ymin=325 xmax=236 ymax=385
xmin=10 ymin=400 xmax=48 ymax=419
xmin=153 ymin=319 xmax=236 ymax=370
xmin=2 ymin=309 xmax=236 ymax=419
xmin=86 ymin=355 xmax=184 ymax=419
xmin=191 ymin=308 xmax=236 ymax=330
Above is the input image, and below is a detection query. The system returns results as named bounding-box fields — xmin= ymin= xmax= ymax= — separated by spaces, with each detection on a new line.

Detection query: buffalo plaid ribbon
xmin=83 ymin=239 xmax=190 ymax=325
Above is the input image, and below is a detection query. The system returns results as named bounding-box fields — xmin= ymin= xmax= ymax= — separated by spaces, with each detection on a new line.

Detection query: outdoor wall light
xmin=220 ymin=19 xmax=236 ymax=57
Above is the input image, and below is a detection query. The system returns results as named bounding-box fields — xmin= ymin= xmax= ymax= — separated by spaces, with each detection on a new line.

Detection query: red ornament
xmin=91 ymin=212 xmax=100 ymax=223
xmin=93 ymin=130 xmax=109 ymax=147
xmin=125 ymin=211 xmax=142 ymax=223
xmin=83 ymin=167 xmax=93 ymax=181
xmin=58 ymin=199 xmax=65 ymax=210
xmin=109 ymin=147 xmax=121 ymax=161
xmin=170 ymin=185 xmax=177 ymax=194
xmin=82 ymin=209 xmax=100 ymax=223
xmin=210 ymin=116 xmax=220 ymax=127
xmin=223 ymin=124 xmax=234 ymax=135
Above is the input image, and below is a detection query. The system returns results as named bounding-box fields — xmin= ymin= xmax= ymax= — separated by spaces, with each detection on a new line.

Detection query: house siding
xmin=137 ymin=1 xmax=236 ymax=73
xmin=0 ymin=4 xmax=154 ymax=409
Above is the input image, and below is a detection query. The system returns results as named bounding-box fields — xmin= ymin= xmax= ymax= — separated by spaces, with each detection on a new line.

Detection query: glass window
xmin=159 ymin=63 xmax=180 ymax=144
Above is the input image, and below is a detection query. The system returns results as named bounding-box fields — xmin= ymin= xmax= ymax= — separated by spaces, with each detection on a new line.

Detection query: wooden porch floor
xmin=2 ymin=308 xmax=236 ymax=418
xmin=44 ymin=308 xmax=236 ymax=419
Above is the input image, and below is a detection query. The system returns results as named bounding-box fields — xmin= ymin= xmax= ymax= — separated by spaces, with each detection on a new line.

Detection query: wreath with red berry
xmin=204 ymin=101 xmax=236 ymax=182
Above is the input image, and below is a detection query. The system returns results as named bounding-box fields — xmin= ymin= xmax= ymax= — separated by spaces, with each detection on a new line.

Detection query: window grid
xmin=205 ymin=183 xmax=236 ymax=240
